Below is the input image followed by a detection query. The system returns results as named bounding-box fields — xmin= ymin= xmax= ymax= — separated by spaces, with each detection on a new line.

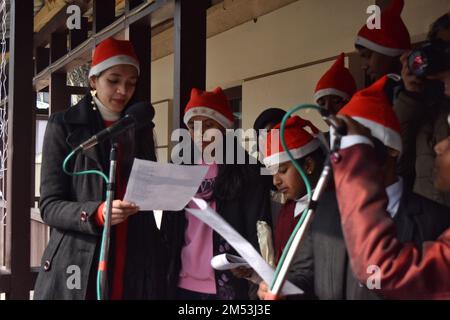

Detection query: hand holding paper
xmin=187 ymin=198 xmax=303 ymax=296
xmin=123 ymin=159 xmax=208 ymax=211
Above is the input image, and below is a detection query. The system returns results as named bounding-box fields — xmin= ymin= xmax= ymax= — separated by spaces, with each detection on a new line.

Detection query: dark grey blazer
xmin=33 ymin=95 xmax=164 ymax=300
xmin=288 ymin=188 xmax=450 ymax=300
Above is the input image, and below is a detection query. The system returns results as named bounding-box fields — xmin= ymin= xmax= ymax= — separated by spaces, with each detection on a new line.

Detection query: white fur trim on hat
xmin=352 ymin=116 xmax=402 ymax=153
xmin=355 ymin=36 xmax=407 ymax=57
xmin=89 ymin=55 xmax=140 ymax=78
xmin=263 ymin=139 xmax=320 ymax=168
xmin=183 ymin=106 xmax=234 ymax=129
xmin=314 ymin=88 xmax=350 ymax=104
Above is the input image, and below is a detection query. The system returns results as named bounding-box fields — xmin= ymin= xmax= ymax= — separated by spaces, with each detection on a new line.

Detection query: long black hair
xmin=294 ymin=147 xmax=326 ymax=185
xmin=184 ymin=131 xmax=252 ymax=202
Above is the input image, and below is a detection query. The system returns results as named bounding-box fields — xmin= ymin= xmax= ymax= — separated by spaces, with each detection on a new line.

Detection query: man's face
xmin=317 ymin=95 xmax=347 ymax=115
xmin=357 ymin=47 xmax=398 ymax=81
xmin=434 ymin=133 xmax=450 ymax=192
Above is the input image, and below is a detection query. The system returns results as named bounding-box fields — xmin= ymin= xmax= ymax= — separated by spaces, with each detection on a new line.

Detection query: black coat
xmin=33 ymin=95 xmax=164 ymax=300
xmin=161 ymin=160 xmax=272 ymax=300
xmin=288 ymin=188 xmax=450 ymax=300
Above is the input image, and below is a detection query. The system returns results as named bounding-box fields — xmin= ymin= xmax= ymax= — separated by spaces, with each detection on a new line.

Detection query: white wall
xmin=151 ymin=0 xmax=450 ymax=137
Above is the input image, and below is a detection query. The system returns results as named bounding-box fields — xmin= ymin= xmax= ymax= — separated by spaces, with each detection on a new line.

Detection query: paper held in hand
xmin=211 ymin=253 xmax=250 ymax=270
xmin=187 ymin=198 xmax=303 ymax=296
xmin=123 ymin=159 xmax=208 ymax=211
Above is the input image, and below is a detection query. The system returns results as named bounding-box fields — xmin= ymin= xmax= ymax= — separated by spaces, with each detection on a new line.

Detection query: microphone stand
xmin=268 ymin=116 xmax=346 ymax=299
xmin=98 ymin=142 xmax=118 ymax=300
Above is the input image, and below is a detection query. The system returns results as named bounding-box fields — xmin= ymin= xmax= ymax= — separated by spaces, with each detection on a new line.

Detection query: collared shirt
xmin=294 ymin=190 xmax=314 ymax=218
xmin=386 ymin=177 xmax=403 ymax=218
xmin=293 ymin=175 xmax=403 ymax=218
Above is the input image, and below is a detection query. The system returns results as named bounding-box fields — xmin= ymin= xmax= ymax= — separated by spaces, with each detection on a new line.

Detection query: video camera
xmin=408 ymin=40 xmax=450 ymax=77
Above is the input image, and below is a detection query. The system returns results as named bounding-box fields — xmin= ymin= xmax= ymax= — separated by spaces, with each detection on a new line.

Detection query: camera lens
xmin=408 ymin=41 xmax=450 ymax=77
xmin=408 ymin=50 xmax=429 ymax=77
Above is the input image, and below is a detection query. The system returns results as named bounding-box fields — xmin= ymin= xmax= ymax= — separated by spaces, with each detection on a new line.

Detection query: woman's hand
xmin=103 ymin=200 xmax=140 ymax=226
xmin=257 ymin=281 xmax=269 ymax=300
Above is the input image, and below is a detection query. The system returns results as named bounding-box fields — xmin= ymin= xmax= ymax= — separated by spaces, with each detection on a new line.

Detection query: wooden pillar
xmin=50 ymin=32 xmax=67 ymax=63
xmin=49 ymin=73 xmax=69 ymax=114
xmin=49 ymin=32 xmax=69 ymax=114
xmin=126 ymin=0 xmax=151 ymax=102
xmin=5 ymin=0 xmax=34 ymax=299
xmin=125 ymin=0 xmax=146 ymax=12
xmin=69 ymin=17 xmax=88 ymax=50
xmin=35 ymin=47 xmax=49 ymax=75
xmin=92 ymin=0 xmax=116 ymax=34
xmin=173 ymin=0 xmax=208 ymax=130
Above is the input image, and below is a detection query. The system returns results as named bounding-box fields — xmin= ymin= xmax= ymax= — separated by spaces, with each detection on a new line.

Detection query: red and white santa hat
xmin=314 ymin=53 xmax=357 ymax=103
xmin=184 ymin=87 xmax=234 ymax=129
xmin=355 ymin=0 xmax=411 ymax=57
xmin=338 ymin=75 xmax=402 ymax=153
xmin=89 ymin=37 xmax=140 ymax=78
xmin=263 ymin=116 xmax=321 ymax=168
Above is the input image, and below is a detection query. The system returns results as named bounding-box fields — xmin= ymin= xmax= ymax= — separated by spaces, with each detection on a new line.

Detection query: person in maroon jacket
xmin=257 ymin=115 xmax=325 ymax=298
xmin=331 ymin=70 xmax=450 ymax=299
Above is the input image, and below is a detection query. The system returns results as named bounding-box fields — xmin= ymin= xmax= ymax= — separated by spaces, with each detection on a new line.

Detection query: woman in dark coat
xmin=33 ymin=38 xmax=164 ymax=300
xmin=161 ymin=87 xmax=272 ymax=300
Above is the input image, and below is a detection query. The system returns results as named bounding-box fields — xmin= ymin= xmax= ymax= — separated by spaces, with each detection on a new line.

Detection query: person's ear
xmin=303 ymin=156 xmax=315 ymax=175
xmin=387 ymin=148 xmax=400 ymax=158
xmin=89 ymin=77 xmax=97 ymax=90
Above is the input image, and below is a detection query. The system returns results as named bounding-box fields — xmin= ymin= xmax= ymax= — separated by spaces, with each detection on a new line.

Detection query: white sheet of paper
xmin=211 ymin=253 xmax=250 ymax=271
xmin=123 ymin=159 xmax=209 ymax=211
xmin=186 ymin=198 xmax=303 ymax=296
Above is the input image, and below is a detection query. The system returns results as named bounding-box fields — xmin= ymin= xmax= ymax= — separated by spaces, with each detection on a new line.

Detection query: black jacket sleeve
xmin=39 ymin=114 xmax=102 ymax=235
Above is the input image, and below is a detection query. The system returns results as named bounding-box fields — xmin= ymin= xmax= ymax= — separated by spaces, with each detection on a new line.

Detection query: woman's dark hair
xmin=213 ymin=163 xmax=248 ymax=201
xmin=428 ymin=13 xmax=450 ymax=42
xmin=182 ymin=131 xmax=250 ymax=201
xmin=253 ymin=108 xmax=287 ymax=132
xmin=213 ymin=133 xmax=254 ymax=201
xmin=294 ymin=147 xmax=326 ymax=182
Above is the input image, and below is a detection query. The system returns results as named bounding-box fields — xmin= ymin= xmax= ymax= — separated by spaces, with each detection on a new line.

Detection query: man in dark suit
xmin=287 ymin=75 xmax=450 ymax=300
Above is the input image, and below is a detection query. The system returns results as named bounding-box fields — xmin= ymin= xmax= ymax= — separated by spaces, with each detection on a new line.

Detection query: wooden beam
xmin=92 ymin=0 xmax=116 ymax=33
xmin=30 ymin=91 xmax=37 ymax=207
xmin=33 ymin=0 xmax=170 ymax=92
xmin=50 ymin=73 xmax=69 ymax=114
xmin=34 ymin=1 xmax=91 ymax=49
xmin=35 ymin=47 xmax=50 ymax=75
xmin=126 ymin=1 xmax=151 ymax=102
xmin=128 ymin=22 xmax=152 ymax=102
xmin=50 ymin=32 xmax=67 ymax=63
xmin=126 ymin=0 xmax=146 ymax=12
xmin=6 ymin=0 xmax=34 ymax=300
xmin=173 ymin=0 xmax=208 ymax=130
xmin=34 ymin=0 xmax=67 ymax=33
xmin=34 ymin=6 xmax=67 ymax=49
xmin=69 ymin=17 xmax=88 ymax=50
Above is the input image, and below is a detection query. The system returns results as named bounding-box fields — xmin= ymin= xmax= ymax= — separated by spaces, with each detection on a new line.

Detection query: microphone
xmin=74 ymin=102 xmax=155 ymax=153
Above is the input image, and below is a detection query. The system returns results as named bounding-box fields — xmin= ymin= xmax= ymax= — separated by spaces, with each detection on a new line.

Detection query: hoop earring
xmin=90 ymin=89 xmax=97 ymax=110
